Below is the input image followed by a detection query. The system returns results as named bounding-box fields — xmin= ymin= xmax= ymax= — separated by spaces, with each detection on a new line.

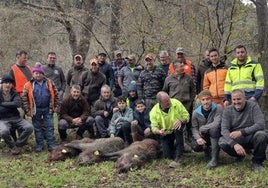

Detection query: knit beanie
xmin=32 ymin=66 xmax=45 ymax=74
xmin=1 ymin=75 xmax=15 ymax=84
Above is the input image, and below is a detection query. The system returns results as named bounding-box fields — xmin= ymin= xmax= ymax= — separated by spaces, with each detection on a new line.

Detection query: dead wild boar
xmin=75 ymin=137 xmax=125 ymax=165
xmin=102 ymin=138 xmax=160 ymax=173
xmin=47 ymin=138 xmax=94 ymax=162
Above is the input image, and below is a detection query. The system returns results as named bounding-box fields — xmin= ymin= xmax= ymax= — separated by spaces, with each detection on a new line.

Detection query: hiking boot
xmin=11 ymin=146 xmax=22 ymax=155
xmin=169 ymin=158 xmax=183 ymax=168
xmin=252 ymin=163 xmax=264 ymax=172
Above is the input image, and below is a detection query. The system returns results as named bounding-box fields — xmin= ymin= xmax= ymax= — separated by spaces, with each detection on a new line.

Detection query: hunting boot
xmin=58 ymin=129 xmax=67 ymax=142
xmin=131 ymin=132 xmax=139 ymax=142
xmin=204 ymin=145 xmax=211 ymax=161
xmin=206 ymin=138 xmax=220 ymax=169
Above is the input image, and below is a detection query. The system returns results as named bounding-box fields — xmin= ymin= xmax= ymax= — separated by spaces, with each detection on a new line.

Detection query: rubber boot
xmin=58 ymin=129 xmax=67 ymax=142
xmin=204 ymin=146 xmax=211 ymax=161
xmin=206 ymin=138 xmax=220 ymax=169
xmin=131 ymin=132 xmax=139 ymax=142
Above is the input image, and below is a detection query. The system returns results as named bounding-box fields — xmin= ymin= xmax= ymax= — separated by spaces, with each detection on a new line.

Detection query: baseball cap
xmin=175 ymin=47 xmax=185 ymax=54
xmin=74 ymin=54 xmax=82 ymax=59
xmin=145 ymin=53 xmax=155 ymax=61
xmin=89 ymin=58 xmax=98 ymax=65
xmin=125 ymin=54 xmax=136 ymax=60
xmin=114 ymin=50 xmax=122 ymax=56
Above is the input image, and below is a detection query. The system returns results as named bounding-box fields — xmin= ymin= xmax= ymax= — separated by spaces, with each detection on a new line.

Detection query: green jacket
xmin=150 ymin=98 xmax=189 ymax=133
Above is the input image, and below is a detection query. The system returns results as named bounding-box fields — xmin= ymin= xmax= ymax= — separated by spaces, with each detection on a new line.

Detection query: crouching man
xmin=150 ymin=91 xmax=189 ymax=168
xmin=0 ymin=75 xmax=33 ymax=155
xmin=219 ymin=89 xmax=268 ymax=171
xmin=191 ymin=90 xmax=222 ymax=169
xmin=58 ymin=84 xmax=95 ymax=142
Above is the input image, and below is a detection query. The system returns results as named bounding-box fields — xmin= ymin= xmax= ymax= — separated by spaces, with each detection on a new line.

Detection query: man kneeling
xmin=191 ymin=90 xmax=222 ymax=169
xmin=219 ymin=89 xmax=268 ymax=171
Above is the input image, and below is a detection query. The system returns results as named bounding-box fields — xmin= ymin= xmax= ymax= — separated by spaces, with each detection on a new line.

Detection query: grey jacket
xmin=220 ymin=101 xmax=266 ymax=147
xmin=191 ymin=103 xmax=222 ymax=140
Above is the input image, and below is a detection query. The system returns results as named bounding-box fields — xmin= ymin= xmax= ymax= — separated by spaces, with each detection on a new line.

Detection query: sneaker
xmin=169 ymin=158 xmax=183 ymax=168
xmin=36 ymin=147 xmax=43 ymax=152
xmin=252 ymin=163 xmax=264 ymax=172
xmin=11 ymin=146 xmax=22 ymax=155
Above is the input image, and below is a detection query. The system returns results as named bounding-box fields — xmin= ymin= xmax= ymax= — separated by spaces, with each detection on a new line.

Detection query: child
xmin=109 ymin=96 xmax=133 ymax=146
xmin=126 ymin=82 xmax=138 ymax=111
xmin=131 ymin=99 xmax=152 ymax=142
xmin=22 ymin=66 xmax=59 ymax=152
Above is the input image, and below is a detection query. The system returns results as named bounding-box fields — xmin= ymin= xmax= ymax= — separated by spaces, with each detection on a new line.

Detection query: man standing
xmin=81 ymin=58 xmax=106 ymax=106
xmin=118 ymin=54 xmax=142 ymax=97
xmin=110 ymin=50 xmax=127 ymax=97
xmin=197 ymin=49 xmax=211 ymax=94
xmin=203 ymin=48 xmax=227 ymax=106
xmin=219 ymin=89 xmax=268 ymax=171
xmin=66 ymin=54 xmax=88 ymax=93
xmin=169 ymin=47 xmax=197 ymax=87
xmin=0 ymin=75 xmax=33 ymax=155
xmin=150 ymin=91 xmax=189 ymax=168
xmin=158 ymin=50 xmax=171 ymax=75
xmin=224 ymin=45 xmax=264 ymax=107
xmin=9 ymin=50 xmax=32 ymax=97
xmin=42 ymin=52 xmax=66 ymax=100
xmin=97 ymin=52 xmax=114 ymax=90
xmin=137 ymin=53 xmax=166 ymax=110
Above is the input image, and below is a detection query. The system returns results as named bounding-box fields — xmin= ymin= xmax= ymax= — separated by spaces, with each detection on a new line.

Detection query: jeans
xmin=95 ymin=115 xmax=110 ymax=138
xmin=0 ymin=118 xmax=33 ymax=148
xmin=32 ymin=108 xmax=55 ymax=149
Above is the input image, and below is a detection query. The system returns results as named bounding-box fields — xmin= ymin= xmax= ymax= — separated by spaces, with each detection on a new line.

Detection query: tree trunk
xmin=110 ymin=0 xmax=121 ymax=58
xmin=253 ymin=0 xmax=268 ymax=125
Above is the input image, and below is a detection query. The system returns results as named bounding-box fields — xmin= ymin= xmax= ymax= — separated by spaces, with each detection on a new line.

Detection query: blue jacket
xmin=133 ymin=107 xmax=151 ymax=130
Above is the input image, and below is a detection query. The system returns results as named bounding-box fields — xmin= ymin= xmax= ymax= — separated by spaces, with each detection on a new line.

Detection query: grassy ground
xmin=0 ymin=131 xmax=267 ymax=188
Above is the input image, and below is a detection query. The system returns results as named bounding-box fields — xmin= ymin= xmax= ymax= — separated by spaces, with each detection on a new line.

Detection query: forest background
xmin=0 ymin=1 xmax=268 ymax=187
xmin=0 ymin=0 xmax=268 ymax=119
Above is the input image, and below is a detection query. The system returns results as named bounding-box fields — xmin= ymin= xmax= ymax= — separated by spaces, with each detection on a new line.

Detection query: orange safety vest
xmin=11 ymin=64 xmax=32 ymax=96
xmin=168 ymin=59 xmax=193 ymax=76
xmin=24 ymin=79 xmax=56 ymax=116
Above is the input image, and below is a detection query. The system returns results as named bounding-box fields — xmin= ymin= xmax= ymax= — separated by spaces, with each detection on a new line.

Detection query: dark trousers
xmin=191 ymin=126 xmax=220 ymax=152
xmin=161 ymin=129 xmax=184 ymax=160
xmin=115 ymin=122 xmax=132 ymax=145
xmin=219 ymin=130 xmax=268 ymax=164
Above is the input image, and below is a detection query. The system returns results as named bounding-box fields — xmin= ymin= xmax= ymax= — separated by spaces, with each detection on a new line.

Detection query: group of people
xmin=0 ymin=45 xmax=267 ymax=172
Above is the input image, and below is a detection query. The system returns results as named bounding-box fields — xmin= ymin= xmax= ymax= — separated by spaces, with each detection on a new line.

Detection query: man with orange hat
xmin=191 ymin=90 xmax=223 ymax=169
xmin=81 ymin=58 xmax=106 ymax=106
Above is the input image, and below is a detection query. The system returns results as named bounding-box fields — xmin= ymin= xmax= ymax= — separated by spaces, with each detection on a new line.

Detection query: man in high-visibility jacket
xmin=223 ymin=45 xmax=264 ymax=108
